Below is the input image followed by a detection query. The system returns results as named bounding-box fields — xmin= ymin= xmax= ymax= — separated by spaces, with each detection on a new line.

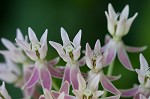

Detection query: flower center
xmin=31 ymin=41 xmax=41 ymax=51
xmin=82 ymin=89 xmax=93 ymax=99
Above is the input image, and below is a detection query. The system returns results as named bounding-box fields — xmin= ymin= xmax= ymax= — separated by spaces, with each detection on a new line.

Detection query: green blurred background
xmin=0 ymin=0 xmax=150 ymax=99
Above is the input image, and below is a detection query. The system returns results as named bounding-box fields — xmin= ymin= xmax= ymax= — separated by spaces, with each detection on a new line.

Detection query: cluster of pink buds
xmin=0 ymin=3 xmax=149 ymax=99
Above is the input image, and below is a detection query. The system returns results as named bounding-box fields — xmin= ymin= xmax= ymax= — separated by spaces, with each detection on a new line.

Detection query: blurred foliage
xmin=0 ymin=0 xmax=150 ymax=98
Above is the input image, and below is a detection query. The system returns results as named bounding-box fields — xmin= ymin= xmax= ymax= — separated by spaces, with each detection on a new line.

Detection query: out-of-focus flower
xmin=73 ymin=73 xmax=104 ymax=99
xmin=0 ymin=29 xmax=27 ymax=63
xmin=0 ymin=57 xmax=21 ymax=84
xmin=139 ymin=94 xmax=150 ymax=99
xmin=85 ymin=40 xmax=120 ymax=95
xmin=121 ymin=54 xmax=150 ymax=99
xmin=103 ymin=3 xmax=146 ymax=71
xmin=16 ymin=27 xmax=48 ymax=61
xmin=0 ymin=82 xmax=11 ymax=99
xmin=40 ymin=81 xmax=75 ymax=99
xmin=49 ymin=27 xmax=82 ymax=89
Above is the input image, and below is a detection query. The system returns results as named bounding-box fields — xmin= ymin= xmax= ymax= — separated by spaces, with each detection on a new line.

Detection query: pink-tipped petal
xmin=23 ymin=67 xmax=40 ymax=89
xmin=61 ymin=27 xmax=70 ymax=45
xmin=106 ymin=74 xmax=121 ymax=81
xmin=49 ymin=57 xmax=60 ymax=66
xmin=125 ymin=45 xmax=147 ymax=53
xmin=40 ymin=67 xmax=52 ymax=90
xmin=73 ymin=30 xmax=82 ymax=48
xmin=117 ymin=45 xmax=133 ymax=71
xmin=28 ymin=27 xmax=38 ymax=42
xmin=120 ymin=87 xmax=139 ymax=97
xmin=63 ymin=65 xmax=71 ymax=84
xmin=60 ymin=81 xmax=70 ymax=94
xmin=39 ymin=95 xmax=45 ymax=99
xmin=100 ymin=73 xmax=120 ymax=94
xmin=71 ymin=66 xmax=80 ymax=90
xmin=47 ymin=64 xmax=63 ymax=79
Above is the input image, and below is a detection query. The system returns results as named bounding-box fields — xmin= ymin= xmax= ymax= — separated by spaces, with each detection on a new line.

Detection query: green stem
xmin=52 ymin=80 xmax=59 ymax=91
xmin=102 ymin=60 xmax=115 ymax=98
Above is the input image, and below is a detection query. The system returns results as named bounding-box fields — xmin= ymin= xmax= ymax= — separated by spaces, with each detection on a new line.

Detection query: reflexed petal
xmin=60 ymin=81 xmax=70 ymax=94
xmin=105 ymin=34 xmax=111 ymax=44
xmin=1 ymin=38 xmax=16 ymax=50
xmin=73 ymin=46 xmax=81 ymax=60
xmin=26 ymin=51 xmax=39 ymax=61
xmin=49 ymin=57 xmax=60 ymax=66
xmin=103 ymin=43 xmax=116 ymax=66
xmin=47 ymin=64 xmax=63 ymax=79
xmin=102 ymin=95 xmax=120 ymax=99
xmin=28 ymin=27 xmax=38 ymax=42
xmin=61 ymin=27 xmax=70 ymax=45
xmin=100 ymin=73 xmax=120 ymax=94
xmin=62 ymin=64 xmax=71 ymax=84
xmin=125 ymin=45 xmax=147 ymax=53
xmin=71 ymin=66 xmax=80 ymax=89
xmin=73 ymin=30 xmax=82 ymax=48
xmin=16 ymin=28 xmax=24 ymax=40
xmin=120 ymin=5 xmax=129 ymax=19
xmin=15 ymin=39 xmax=30 ymax=50
xmin=23 ymin=67 xmax=40 ymax=89
xmin=40 ymin=67 xmax=52 ymax=90
xmin=124 ymin=13 xmax=138 ymax=35
xmin=40 ymin=29 xmax=48 ymax=44
xmin=120 ymin=87 xmax=139 ymax=97
xmin=139 ymin=54 xmax=149 ymax=71
xmin=77 ymin=73 xmax=86 ymax=91
xmin=117 ymin=44 xmax=133 ymax=71
xmin=106 ymin=74 xmax=121 ymax=81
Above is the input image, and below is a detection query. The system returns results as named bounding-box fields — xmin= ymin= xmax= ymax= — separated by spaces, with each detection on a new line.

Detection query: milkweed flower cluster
xmin=0 ymin=3 xmax=149 ymax=99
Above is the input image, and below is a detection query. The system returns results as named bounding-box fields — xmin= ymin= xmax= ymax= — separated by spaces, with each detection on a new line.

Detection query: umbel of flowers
xmin=0 ymin=3 xmax=149 ymax=99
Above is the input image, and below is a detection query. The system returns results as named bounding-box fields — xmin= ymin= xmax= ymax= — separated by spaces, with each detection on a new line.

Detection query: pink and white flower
xmin=104 ymin=3 xmax=146 ymax=71
xmin=49 ymin=27 xmax=82 ymax=89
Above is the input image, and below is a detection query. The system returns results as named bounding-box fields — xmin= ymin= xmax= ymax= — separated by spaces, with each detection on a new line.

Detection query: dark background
xmin=0 ymin=0 xmax=150 ymax=98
